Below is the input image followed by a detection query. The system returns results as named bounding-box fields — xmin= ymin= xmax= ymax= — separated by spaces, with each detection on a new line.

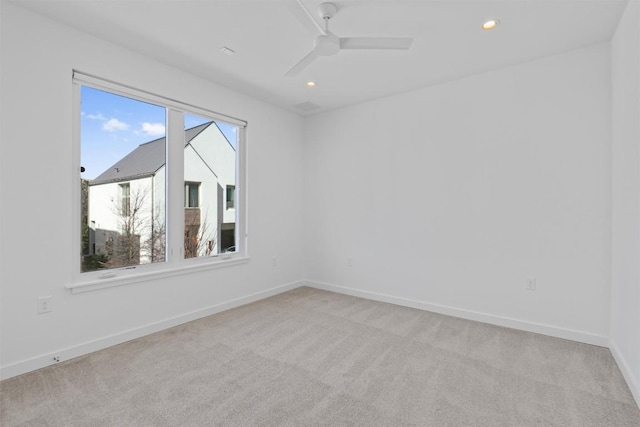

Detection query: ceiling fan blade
xmin=285 ymin=49 xmax=319 ymax=77
xmin=340 ymin=37 xmax=413 ymax=50
xmin=285 ymin=0 xmax=326 ymax=36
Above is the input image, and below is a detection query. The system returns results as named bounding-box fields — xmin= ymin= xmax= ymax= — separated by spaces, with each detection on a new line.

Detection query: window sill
xmin=66 ymin=256 xmax=250 ymax=294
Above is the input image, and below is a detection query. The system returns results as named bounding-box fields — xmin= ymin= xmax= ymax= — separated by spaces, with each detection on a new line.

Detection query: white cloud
xmin=103 ymin=118 xmax=129 ymax=132
xmin=141 ymin=122 xmax=166 ymax=137
xmin=87 ymin=113 xmax=107 ymax=120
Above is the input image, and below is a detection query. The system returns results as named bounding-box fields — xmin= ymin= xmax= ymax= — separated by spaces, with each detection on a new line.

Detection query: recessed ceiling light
xmin=219 ymin=46 xmax=235 ymax=56
xmin=306 ymin=81 xmax=317 ymax=87
xmin=482 ymin=19 xmax=499 ymax=31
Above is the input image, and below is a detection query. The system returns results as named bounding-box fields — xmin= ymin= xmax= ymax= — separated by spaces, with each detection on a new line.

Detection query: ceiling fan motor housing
xmin=314 ymin=2 xmax=339 ymax=56
xmin=315 ymin=32 xmax=340 ymax=56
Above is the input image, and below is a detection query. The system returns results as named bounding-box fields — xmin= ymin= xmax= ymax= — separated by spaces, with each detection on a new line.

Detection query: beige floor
xmin=2 ymin=286 xmax=639 ymax=426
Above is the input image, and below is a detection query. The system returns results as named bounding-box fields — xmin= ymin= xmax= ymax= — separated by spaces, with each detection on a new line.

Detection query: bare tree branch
xmin=184 ymin=210 xmax=216 ymax=258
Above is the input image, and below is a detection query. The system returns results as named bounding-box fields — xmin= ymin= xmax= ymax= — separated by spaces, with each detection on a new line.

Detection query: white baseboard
xmin=0 ymin=280 xmax=303 ymax=381
xmin=610 ymin=340 xmax=640 ymax=409
xmin=1 ymin=279 xmax=615 ymax=383
xmin=305 ymin=280 xmax=609 ymax=347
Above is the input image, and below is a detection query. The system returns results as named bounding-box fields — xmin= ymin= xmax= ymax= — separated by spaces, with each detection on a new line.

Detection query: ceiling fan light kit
xmin=285 ymin=1 xmax=414 ymax=77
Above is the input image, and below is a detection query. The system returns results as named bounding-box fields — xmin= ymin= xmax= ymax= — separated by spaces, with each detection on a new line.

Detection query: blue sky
xmin=81 ymin=86 xmax=238 ymax=180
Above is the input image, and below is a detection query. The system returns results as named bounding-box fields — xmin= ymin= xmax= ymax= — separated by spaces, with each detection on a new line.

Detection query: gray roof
xmin=90 ymin=122 xmax=212 ymax=185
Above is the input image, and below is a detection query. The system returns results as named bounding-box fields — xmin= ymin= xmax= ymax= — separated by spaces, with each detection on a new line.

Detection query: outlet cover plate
xmin=37 ymin=296 xmax=52 ymax=314
xmin=525 ymin=277 xmax=536 ymax=291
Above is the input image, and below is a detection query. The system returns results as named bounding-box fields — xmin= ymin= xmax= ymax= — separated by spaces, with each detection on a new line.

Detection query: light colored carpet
xmin=1 ymin=286 xmax=639 ymax=426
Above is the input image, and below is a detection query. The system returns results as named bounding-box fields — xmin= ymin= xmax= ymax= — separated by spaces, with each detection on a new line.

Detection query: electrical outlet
xmin=271 ymin=257 xmax=277 ymax=267
xmin=53 ymin=355 xmax=60 ymax=363
xmin=37 ymin=296 xmax=52 ymax=314
xmin=525 ymin=277 xmax=536 ymax=291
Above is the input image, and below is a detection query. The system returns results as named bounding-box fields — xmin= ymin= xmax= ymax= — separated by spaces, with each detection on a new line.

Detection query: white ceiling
xmin=12 ymin=0 xmax=628 ymax=115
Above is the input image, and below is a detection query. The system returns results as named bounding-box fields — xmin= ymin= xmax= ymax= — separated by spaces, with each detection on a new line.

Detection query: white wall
xmin=0 ymin=3 xmax=305 ymax=378
xmin=188 ymin=123 xmax=237 ymax=225
xmin=89 ymin=177 xmax=155 ymax=260
xmin=304 ymin=43 xmax=612 ymax=345
xmin=183 ymin=146 xmax=221 ymax=252
xmin=611 ymin=0 xmax=640 ymax=406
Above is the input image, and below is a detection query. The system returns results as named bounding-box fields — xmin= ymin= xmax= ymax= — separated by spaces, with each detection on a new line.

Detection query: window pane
xmin=120 ymin=183 xmax=130 ymax=216
xmin=184 ymin=114 xmax=238 ymax=258
xmin=185 ymin=183 xmax=199 ymax=208
xmin=226 ymin=185 xmax=235 ymax=209
xmin=80 ymin=86 xmax=166 ymax=272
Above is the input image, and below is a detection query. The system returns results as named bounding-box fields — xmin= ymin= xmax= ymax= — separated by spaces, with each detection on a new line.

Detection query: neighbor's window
xmin=75 ymin=72 xmax=245 ymax=280
xmin=184 ymin=182 xmax=200 ymax=208
xmin=119 ymin=183 xmax=131 ymax=216
xmin=226 ymin=185 xmax=235 ymax=209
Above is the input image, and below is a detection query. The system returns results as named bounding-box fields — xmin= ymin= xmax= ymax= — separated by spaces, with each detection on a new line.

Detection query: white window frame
xmin=69 ymin=71 xmax=249 ymax=293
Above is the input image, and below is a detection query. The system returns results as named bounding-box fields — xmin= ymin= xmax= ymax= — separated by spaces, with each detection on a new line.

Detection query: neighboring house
xmin=87 ymin=122 xmax=236 ymax=267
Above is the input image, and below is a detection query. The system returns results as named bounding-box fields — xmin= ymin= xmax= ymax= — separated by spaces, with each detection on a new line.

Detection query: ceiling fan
xmin=285 ymin=1 xmax=413 ymax=77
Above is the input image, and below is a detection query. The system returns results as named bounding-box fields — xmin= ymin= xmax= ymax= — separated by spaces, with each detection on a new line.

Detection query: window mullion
xmin=166 ymin=109 xmax=185 ymax=263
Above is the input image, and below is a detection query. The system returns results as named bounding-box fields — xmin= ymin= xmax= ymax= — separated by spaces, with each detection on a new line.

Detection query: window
xmin=226 ymin=185 xmax=235 ymax=209
xmin=74 ymin=72 xmax=246 ymax=285
xmin=120 ymin=183 xmax=131 ymax=216
xmin=79 ymin=86 xmax=166 ymax=273
xmin=185 ymin=182 xmax=200 ymax=208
